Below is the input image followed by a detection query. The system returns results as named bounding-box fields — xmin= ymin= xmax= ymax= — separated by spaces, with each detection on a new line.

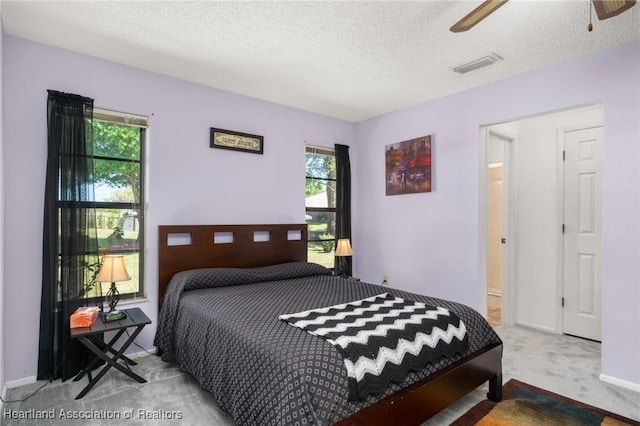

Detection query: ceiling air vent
xmin=453 ymin=53 xmax=503 ymax=74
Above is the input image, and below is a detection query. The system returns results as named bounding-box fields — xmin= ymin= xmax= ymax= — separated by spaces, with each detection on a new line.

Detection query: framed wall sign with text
xmin=210 ymin=128 xmax=264 ymax=155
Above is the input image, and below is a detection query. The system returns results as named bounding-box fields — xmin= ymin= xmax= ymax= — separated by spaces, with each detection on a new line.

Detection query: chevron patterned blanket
xmin=279 ymin=292 xmax=469 ymax=400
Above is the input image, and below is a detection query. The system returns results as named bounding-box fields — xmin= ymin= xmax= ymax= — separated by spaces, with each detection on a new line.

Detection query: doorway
xmin=486 ymin=132 xmax=512 ymax=327
xmin=480 ymin=103 xmax=603 ymax=337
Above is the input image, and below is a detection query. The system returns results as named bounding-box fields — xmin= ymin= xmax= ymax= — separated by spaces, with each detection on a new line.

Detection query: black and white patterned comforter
xmin=154 ymin=262 xmax=502 ymax=426
xmin=279 ymin=292 xmax=469 ymax=400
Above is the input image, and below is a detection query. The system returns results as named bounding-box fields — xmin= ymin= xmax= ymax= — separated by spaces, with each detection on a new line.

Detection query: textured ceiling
xmin=2 ymin=0 xmax=639 ymax=122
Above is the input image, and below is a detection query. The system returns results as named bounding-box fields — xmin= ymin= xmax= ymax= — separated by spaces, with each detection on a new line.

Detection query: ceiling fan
xmin=450 ymin=0 xmax=637 ymax=32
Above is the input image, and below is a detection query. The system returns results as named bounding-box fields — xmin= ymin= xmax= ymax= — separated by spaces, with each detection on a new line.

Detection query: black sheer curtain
xmin=335 ymin=144 xmax=352 ymax=277
xmin=38 ymin=90 xmax=101 ymax=381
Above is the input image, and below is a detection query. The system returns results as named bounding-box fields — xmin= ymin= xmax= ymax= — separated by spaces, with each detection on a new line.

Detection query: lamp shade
xmin=95 ymin=255 xmax=131 ymax=283
xmin=334 ymin=239 xmax=353 ymax=257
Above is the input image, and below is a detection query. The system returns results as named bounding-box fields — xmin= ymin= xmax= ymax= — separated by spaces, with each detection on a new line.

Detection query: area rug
xmin=451 ymin=379 xmax=640 ymax=426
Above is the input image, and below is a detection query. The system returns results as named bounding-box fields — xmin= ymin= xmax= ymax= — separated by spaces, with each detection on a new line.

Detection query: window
xmin=305 ymin=146 xmax=336 ymax=269
xmin=92 ymin=109 xmax=146 ymax=298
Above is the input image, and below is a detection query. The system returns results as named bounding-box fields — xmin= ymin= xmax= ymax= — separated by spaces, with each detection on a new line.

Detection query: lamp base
xmin=104 ymin=311 xmax=126 ymax=323
xmin=105 ymin=282 xmax=120 ymax=312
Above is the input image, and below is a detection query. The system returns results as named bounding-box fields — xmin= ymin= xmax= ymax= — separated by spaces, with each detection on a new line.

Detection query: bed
xmin=154 ymin=224 xmax=502 ymax=426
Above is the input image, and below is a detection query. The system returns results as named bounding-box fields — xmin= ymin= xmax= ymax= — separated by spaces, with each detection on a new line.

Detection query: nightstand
xmin=71 ymin=307 xmax=151 ymax=399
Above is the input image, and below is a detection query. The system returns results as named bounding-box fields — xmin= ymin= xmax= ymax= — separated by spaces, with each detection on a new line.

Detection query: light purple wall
xmin=353 ymin=41 xmax=640 ymax=386
xmin=0 ymin=12 xmax=6 ymax=397
xmin=2 ymin=36 xmax=354 ymax=382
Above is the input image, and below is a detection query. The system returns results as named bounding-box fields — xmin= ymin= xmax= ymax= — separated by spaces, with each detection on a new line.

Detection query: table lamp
xmin=334 ymin=238 xmax=353 ymax=277
xmin=95 ymin=255 xmax=131 ymax=314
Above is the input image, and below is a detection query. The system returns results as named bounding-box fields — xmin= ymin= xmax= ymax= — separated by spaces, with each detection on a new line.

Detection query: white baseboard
xmin=515 ymin=321 xmax=557 ymax=334
xmin=4 ymin=347 xmax=156 ymax=391
xmin=128 ymin=347 xmax=157 ymax=359
xmin=6 ymin=375 xmax=37 ymax=390
xmin=599 ymin=374 xmax=640 ymax=393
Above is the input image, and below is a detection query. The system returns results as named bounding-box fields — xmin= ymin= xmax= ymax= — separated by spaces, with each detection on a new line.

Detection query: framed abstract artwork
xmin=385 ymin=135 xmax=432 ymax=195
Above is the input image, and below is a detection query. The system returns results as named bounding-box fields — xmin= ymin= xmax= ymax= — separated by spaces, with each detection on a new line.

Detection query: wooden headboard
xmin=158 ymin=224 xmax=308 ymax=307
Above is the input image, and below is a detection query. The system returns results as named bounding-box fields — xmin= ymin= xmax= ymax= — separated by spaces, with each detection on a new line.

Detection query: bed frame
xmin=158 ymin=224 xmax=502 ymax=426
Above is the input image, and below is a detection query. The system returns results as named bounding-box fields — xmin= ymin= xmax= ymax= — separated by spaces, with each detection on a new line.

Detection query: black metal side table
xmin=71 ymin=307 xmax=151 ymax=399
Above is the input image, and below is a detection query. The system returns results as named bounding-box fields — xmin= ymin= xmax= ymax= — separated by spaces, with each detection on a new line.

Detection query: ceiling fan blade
xmin=592 ymin=0 xmax=636 ymax=20
xmin=450 ymin=0 xmax=509 ymax=33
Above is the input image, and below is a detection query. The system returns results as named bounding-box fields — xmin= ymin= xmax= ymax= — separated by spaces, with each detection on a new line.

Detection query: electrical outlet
xmin=382 ymin=274 xmax=389 ymax=286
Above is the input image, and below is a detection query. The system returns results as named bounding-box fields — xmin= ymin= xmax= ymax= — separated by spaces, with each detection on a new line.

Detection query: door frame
xmin=479 ymin=128 xmax=516 ymax=324
xmin=480 ymin=104 xmax=603 ymax=331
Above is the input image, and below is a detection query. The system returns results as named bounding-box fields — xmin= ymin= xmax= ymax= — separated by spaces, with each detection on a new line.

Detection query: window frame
xmin=91 ymin=108 xmax=147 ymax=300
xmin=305 ymin=145 xmax=337 ymax=269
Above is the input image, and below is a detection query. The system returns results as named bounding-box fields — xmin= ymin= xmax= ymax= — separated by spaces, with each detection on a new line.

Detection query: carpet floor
xmin=2 ymin=325 xmax=639 ymax=425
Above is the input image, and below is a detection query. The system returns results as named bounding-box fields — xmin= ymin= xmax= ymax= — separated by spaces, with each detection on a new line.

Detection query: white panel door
xmin=562 ymin=127 xmax=602 ymax=341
